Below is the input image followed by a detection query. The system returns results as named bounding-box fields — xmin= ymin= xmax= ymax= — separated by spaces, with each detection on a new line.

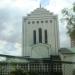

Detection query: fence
xmin=0 ymin=60 xmax=75 ymax=75
xmin=0 ymin=54 xmax=74 ymax=75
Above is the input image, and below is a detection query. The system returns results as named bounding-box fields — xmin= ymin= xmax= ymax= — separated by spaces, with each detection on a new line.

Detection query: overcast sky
xmin=0 ymin=0 xmax=75 ymax=56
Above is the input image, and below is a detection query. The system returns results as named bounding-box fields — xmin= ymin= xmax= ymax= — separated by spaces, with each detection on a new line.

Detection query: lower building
xmin=59 ymin=48 xmax=75 ymax=75
xmin=71 ymin=38 xmax=75 ymax=47
xmin=0 ymin=54 xmax=62 ymax=75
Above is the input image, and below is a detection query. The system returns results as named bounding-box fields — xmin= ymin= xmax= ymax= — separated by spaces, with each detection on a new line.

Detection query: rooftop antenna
xmin=40 ymin=3 xmax=42 ymax=8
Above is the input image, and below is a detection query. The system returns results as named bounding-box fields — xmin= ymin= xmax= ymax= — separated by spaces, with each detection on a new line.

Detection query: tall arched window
xmin=39 ymin=28 xmax=42 ymax=43
xmin=33 ymin=30 xmax=36 ymax=44
xmin=45 ymin=30 xmax=48 ymax=43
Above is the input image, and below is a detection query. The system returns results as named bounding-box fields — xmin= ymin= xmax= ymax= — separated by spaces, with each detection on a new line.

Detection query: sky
xmin=0 ymin=0 xmax=75 ymax=56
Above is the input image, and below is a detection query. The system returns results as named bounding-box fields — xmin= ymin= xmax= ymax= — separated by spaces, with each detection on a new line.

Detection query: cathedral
xmin=0 ymin=6 xmax=75 ymax=75
xmin=22 ymin=6 xmax=60 ymax=58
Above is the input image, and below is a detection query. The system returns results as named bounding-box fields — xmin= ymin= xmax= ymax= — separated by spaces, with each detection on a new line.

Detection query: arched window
xmin=33 ymin=30 xmax=36 ymax=44
xmin=45 ymin=30 xmax=48 ymax=43
xmin=39 ymin=28 xmax=42 ymax=43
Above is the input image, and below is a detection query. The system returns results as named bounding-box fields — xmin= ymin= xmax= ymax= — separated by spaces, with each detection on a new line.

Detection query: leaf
xmin=73 ymin=3 xmax=75 ymax=12
xmin=61 ymin=3 xmax=75 ymax=38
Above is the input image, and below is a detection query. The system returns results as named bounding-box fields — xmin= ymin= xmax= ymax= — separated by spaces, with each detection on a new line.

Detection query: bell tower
xmin=22 ymin=7 xmax=60 ymax=58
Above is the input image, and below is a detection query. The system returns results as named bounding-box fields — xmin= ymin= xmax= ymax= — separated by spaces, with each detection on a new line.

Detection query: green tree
xmin=28 ymin=71 xmax=39 ymax=75
xmin=62 ymin=3 xmax=75 ymax=38
xmin=10 ymin=69 xmax=39 ymax=75
xmin=10 ymin=69 xmax=26 ymax=75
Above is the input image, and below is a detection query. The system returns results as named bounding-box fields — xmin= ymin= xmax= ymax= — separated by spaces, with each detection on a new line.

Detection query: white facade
xmin=22 ymin=7 xmax=60 ymax=58
xmin=59 ymin=48 xmax=75 ymax=75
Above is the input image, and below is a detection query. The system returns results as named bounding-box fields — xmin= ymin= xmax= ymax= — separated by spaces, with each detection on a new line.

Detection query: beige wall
xmin=59 ymin=53 xmax=75 ymax=75
xmin=22 ymin=8 xmax=60 ymax=58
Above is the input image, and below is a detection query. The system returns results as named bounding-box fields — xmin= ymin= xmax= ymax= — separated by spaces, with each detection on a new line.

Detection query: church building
xmin=0 ymin=6 xmax=75 ymax=75
xmin=0 ymin=6 xmax=64 ymax=75
xmin=22 ymin=6 xmax=60 ymax=58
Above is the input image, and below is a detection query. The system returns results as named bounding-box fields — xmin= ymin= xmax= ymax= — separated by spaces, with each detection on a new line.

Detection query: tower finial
xmin=40 ymin=3 xmax=41 ymax=8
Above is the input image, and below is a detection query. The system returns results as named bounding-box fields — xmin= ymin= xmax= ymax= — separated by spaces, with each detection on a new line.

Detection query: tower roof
xmin=26 ymin=7 xmax=56 ymax=18
xmin=31 ymin=8 xmax=51 ymax=14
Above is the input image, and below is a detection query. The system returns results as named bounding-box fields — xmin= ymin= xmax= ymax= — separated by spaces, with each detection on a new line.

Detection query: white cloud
xmin=15 ymin=0 xmax=39 ymax=8
xmin=0 ymin=0 xmax=14 ymax=8
xmin=0 ymin=40 xmax=7 ymax=49
xmin=14 ymin=43 xmax=22 ymax=56
xmin=0 ymin=0 xmax=40 ymax=55
xmin=0 ymin=0 xmax=40 ymax=43
xmin=46 ymin=0 xmax=75 ymax=14
xmin=0 ymin=0 xmax=40 ymax=15
xmin=0 ymin=40 xmax=22 ymax=56
xmin=2 ymin=23 xmax=14 ymax=37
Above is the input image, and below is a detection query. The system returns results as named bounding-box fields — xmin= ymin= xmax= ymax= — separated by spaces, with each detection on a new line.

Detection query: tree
xmin=73 ymin=69 xmax=75 ymax=75
xmin=28 ymin=71 xmax=39 ymax=75
xmin=10 ymin=69 xmax=26 ymax=75
xmin=61 ymin=3 xmax=75 ymax=38
xmin=10 ymin=69 xmax=39 ymax=75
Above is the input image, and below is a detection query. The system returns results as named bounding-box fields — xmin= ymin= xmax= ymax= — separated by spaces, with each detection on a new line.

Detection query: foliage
xmin=61 ymin=3 xmax=75 ymax=37
xmin=10 ymin=69 xmax=39 ymax=75
xmin=28 ymin=71 xmax=39 ymax=75
xmin=73 ymin=69 xmax=75 ymax=75
xmin=10 ymin=69 xmax=26 ymax=75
